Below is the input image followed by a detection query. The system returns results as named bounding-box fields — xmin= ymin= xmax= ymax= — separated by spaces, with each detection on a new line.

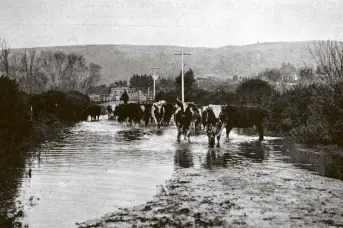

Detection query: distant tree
xmin=0 ymin=38 xmax=10 ymax=76
xmin=299 ymin=67 xmax=314 ymax=84
xmin=175 ymin=68 xmax=196 ymax=90
xmin=86 ymin=84 xmax=111 ymax=94
xmin=35 ymin=50 xmax=101 ymax=93
xmin=236 ymin=78 xmax=275 ymax=105
xmin=129 ymin=74 xmax=153 ymax=92
xmin=309 ymin=40 xmax=343 ymax=85
xmin=156 ymin=77 xmax=175 ymax=92
xmin=257 ymin=68 xmax=281 ymax=86
xmin=232 ymin=75 xmax=239 ymax=82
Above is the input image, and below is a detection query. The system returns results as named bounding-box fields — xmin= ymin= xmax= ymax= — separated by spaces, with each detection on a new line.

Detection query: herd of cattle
xmin=85 ymin=99 xmax=268 ymax=148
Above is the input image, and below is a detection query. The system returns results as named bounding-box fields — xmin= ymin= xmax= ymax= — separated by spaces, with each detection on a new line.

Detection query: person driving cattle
xmin=120 ymin=89 xmax=129 ymax=104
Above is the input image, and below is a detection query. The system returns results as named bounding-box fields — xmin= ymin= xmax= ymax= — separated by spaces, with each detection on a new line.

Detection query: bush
xmin=0 ymin=76 xmax=30 ymax=152
xmin=236 ymin=78 xmax=275 ymax=105
xmin=31 ymin=90 xmax=90 ymax=123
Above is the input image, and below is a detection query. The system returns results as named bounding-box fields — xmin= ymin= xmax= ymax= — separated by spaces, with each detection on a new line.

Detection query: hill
xmin=13 ymin=41 xmax=319 ymax=85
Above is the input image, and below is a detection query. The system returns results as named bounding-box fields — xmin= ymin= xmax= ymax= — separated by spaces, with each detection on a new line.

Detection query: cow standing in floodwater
xmin=162 ymin=103 xmax=175 ymax=125
xmin=151 ymin=101 xmax=165 ymax=128
xmin=220 ymin=105 xmax=268 ymax=141
xmin=106 ymin=105 xmax=113 ymax=119
xmin=82 ymin=105 xmax=101 ymax=121
xmin=174 ymin=98 xmax=197 ymax=143
xmin=203 ymin=106 xmax=226 ymax=148
xmin=142 ymin=103 xmax=153 ymax=126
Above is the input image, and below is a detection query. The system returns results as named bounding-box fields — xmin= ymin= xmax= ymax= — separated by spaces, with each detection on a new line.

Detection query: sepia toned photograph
xmin=1 ymin=0 xmax=343 ymax=227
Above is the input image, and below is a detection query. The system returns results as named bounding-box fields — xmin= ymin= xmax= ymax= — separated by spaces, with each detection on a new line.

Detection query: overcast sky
xmin=1 ymin=0 xmax=343 ymax=48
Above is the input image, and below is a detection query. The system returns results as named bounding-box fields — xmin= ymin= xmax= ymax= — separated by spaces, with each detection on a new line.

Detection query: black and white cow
xmin=151 ymin=100 xmax=166 ymax=128
xmin=203 ymin=105 xmax=226 ymax=148
xmin=174 ymin=98 xmax=198 ymax=143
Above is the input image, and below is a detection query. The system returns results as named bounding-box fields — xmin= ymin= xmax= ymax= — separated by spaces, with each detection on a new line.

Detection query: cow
xmin=192 ymin=105 xmax=202 ymax=131
xmin=220 ymin=105 xmax=268 ymax=141
xmin=142 ymin=103 xmax=153 ymax=126
xmin=202 ymin=106 xmax=226 ymax=148
xmin=113 ymin=103 xmax=143 ymax=126
xmin=162 ymin=103 xmax=175 ymax=125
xmin=151 ymin=100 xmax=166 ymax=128
xmin=81 ymin=105 xmax=101 ymax=121
xmin=174 ymin=98 xmax=198 ymax=143
xmin=201 ymin=105 xmax=221 ymax=130
xmin=106 ymin=105 xmax=113 ymax=119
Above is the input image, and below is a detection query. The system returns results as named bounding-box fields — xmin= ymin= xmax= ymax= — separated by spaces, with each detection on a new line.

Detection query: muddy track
xmin=77 ymin=146 xmax=343 ymax=228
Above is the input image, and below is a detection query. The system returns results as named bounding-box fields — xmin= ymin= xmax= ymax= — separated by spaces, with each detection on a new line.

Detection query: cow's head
xmin=219 ymin=105 xmax=229 ymax=123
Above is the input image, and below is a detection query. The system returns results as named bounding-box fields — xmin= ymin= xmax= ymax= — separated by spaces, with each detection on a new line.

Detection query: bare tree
xmin=36 ymin=51 xmax=100 ymax=92
xmin=20 ymin=49 xmax=37 ymax=94
xmin=0 ymin=38 xmax=10 ymax=76
xmin=309 ymin=40 xmax=343 ymax=85
xmin=9 ymin=53 xmax=21 ymax=79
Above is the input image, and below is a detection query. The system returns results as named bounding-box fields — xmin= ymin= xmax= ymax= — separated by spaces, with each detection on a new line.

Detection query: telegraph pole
xmin=174 ymin=50 xmax=191 ymax=102
xmin=150 ymin=67 xmax=160 ymax=101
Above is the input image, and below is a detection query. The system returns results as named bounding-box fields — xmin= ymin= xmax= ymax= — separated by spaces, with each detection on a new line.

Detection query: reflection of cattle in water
xmin=220 ymin=105 xmax=268 ymax=141
xmin=81 ymin=105 xmax=101 ymax=121
xmin=174 ymin=146 xmax=194 ymax=168
xmin=238 ymin=141 xmax=268 ymax=163
xmin=174 ymin=98 xmax=198 ymax=143
xmin=151 ymin=101 xmax=166 ymax=128
xmin=203 ymin=150 xmax=233 ymax=169
xmin=202 ymin=107 xmax=225 ymax=148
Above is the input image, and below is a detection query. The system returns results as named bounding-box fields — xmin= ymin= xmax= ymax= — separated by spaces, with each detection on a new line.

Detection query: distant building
xmin=109 ymin=87 xmax=147 ymax=101
xmin=89 ymin=94 xmax=101 ymax=102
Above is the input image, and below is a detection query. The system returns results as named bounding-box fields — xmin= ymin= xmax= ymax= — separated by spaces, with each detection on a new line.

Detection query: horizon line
xmin=9 ymin=39 xmax=338 ymax=50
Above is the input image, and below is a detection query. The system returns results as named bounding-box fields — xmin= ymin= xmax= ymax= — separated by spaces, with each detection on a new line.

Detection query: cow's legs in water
xmin=187 ymin=129 xmax=191 ymax=143
xmin=216 ymin=125 xmax=224 ymax=147
xmin=255 ymin=123 xmax=264 ymax=141
xmin=226 ymin=125 xmax=233 ymax=139
xmin=177 ymin=126 xmax=182 ymax=143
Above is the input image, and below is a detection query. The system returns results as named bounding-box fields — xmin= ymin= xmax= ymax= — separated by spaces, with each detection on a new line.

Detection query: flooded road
xmin=12 ymin=116 xmax=176 ymax=228
xmin=2 ymin=115 xmax=343 ymax=227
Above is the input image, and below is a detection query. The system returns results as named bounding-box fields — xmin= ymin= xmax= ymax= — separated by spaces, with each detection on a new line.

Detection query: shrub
xmin=236 ymin=78 xmax=276 ymax=105
xmin=0 ymin=76 xmax=30 ymax=152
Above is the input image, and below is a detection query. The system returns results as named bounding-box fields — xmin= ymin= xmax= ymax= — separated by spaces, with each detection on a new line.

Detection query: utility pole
xmin=150 ymin=67 xmax=160 ymax=101
xmin=174 ymin=50 xmax=191 ymax=102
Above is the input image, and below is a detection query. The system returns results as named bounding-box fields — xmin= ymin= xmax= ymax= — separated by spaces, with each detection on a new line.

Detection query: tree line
xmin=0 ymin=38 xmax=101 ymax=94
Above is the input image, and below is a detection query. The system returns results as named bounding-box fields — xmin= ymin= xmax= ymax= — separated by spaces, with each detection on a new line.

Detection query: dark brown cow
xmin=220 ymin=105 xmax=268 ymax=141
xmin=82 ymin=105 xmax=101 ymax=121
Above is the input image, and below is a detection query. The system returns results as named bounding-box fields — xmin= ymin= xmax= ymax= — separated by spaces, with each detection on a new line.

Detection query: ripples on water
xmin=14 ymin=116 xmax=177 ymax=228
xmin=2 ymin=116 xmax=343 ymax=227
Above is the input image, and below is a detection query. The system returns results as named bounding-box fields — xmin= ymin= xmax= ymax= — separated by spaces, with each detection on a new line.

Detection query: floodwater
xmin=8 ymin=116 xmax=177 ymax=228
xmin=2 ymin=115 xmax=343 ymax=228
